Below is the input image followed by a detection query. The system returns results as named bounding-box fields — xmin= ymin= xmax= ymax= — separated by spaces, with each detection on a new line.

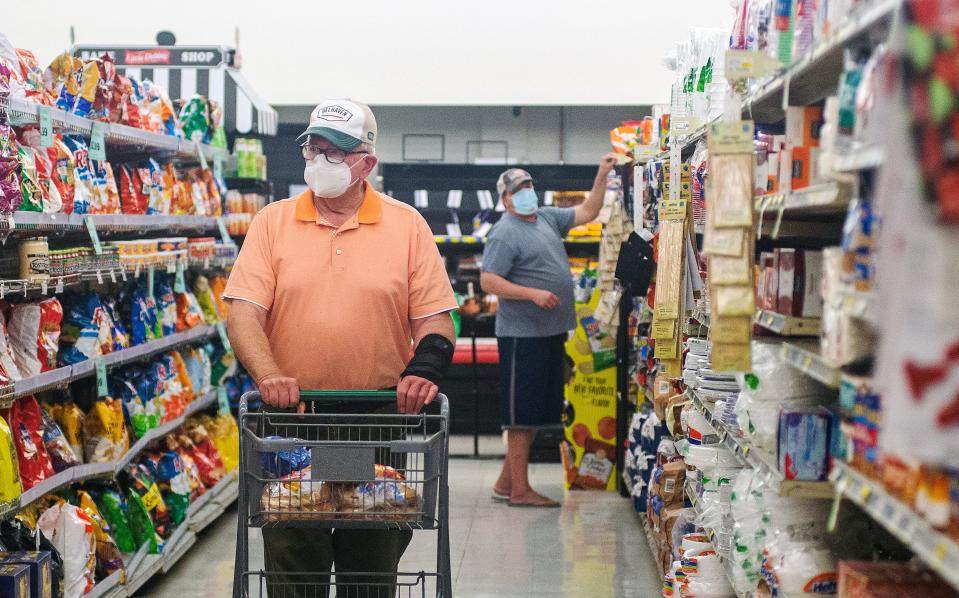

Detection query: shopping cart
xmin=233 ymin=390 xmax=452 ymax=598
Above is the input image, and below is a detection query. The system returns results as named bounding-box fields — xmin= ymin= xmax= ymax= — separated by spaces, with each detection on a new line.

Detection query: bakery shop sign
xmin=72 ymin=45 xmax=227 ymax=68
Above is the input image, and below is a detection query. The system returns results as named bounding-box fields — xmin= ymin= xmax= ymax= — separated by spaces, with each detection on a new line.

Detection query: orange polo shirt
xmin=223 ymin=183 xmax=457 ymax=391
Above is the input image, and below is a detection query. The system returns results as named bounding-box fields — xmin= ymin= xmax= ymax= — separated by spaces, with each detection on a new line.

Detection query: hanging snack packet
xmin=169 ymin=351 xmax=194 ymax=402
xmin=7 ymin=298 xmax=62 ymax=376
xmin=75 ymin=490 xmax=123 ymax=578
xmin=0 ymin=416 xmax=22 ymax=505
xmin=118 ymin=165 xmax=147 ymax=214
xmin=154 ymin=279 xmax=177 ymax=336
xmin=192 ymin=276 xmax=220 ymax=325
xmin=143 ymin=448 xmax=191 ymax=525
xmin=39 ymin=407 xmax=79 ymax=473
xmin=45 ymin=401 xmax=84 ymax=460
xmin=2 ymin=396 xmax=55 ymax=491
xmin=82 ymin=397 xmax=129 ymax=463
xmin=0 ymin=307 xmax=24 ymax=382
xmin=166 ymin=436 xmax=205 ymax=500
xmin=111 ymin=377 xmax=150 ymax=439
xmin=175 ymin=290 xmax=205 ymax=331
xmin=62 ymin=137 xmax=93 ymax=214
xmin=16 ymin=145 xmax=42 ymax=212
xmin=91 ymin=488 xmax=136 ymax=553
xmin=36 ymin=501 xmax=96 ymax=598
xmin=47 ymin=138 xmax=75 ymax=213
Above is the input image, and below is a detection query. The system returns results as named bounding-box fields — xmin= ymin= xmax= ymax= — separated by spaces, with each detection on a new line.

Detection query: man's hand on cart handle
xmin=397 ymin=375 xmax=439 ymax=414
xmin=258 ymin=374 xmax=303 ymax=412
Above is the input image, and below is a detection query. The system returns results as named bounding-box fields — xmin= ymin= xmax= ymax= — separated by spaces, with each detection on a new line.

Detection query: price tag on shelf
xmin=147 ymin=266 xmax=155 ymax=298
xmin=859 ymin=485 xmax=872 ymax=502
xmin=827 ymin=477 xmax=847 ymax=533
xmin=934 ymin=542 xmax=948 ymax=567
xmin=40 ymin=279 xmax=48 ymax=295
xmin=38 ymin=106 xmax=54 ymax=147
xmin=216 ymin=322 xmax=232 ymax=352
xmin=84 ymin=216 xmax=102 ymax=254
xmin=95 ymin=357 xmax=109 ymax=397
xmin=215 ymin=216 xmax=233 ymax=245
xmin=89 ymin=121 xmax=107 ymax=161
xmin=802 ymin=355 xmax=813 ymax=370
xmin=55 ymin=277 xmax=64 ymax=294
xmin=109 ymin=269 xmax=116 ymax=283
xmin=95 ymin=269 xmax=103 ymax=285
xmin=742 ymin=445 xmax=751 ymax=458
xmin=120 ymin=268 xmax=127 ymax=282
xmin=216 ymin=386 xmax=230 ymax=416
xmin=725 ymin=49 xmax=782 ymax=79
xmin=173 ymin=260 xmax=186 ymax=293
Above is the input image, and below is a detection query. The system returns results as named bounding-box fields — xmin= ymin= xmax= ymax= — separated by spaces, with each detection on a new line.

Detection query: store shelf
xmin=688 ymin=388 xmax=833 ymax=498
xmin=14 ymin=390 xmax=216 ymax=513
xmin=86 ymin=569 xmax=124 ymax=598
xmin=0 ymin=96 xmax=230 ymax=164
xmin=8 ymin=325 xmax=219 ymax=400
xmin=834 ymin=145 xmax=884 ymax=172
xmin=754 ymin=182 xmax=854 ymax=217
xmin=753 ymin=309 xmax=822 ymax=336
xmin=741 ymin=0 xmax=900 ymax=122
xmin=0 ymin=212 xmax=222 ymax=236
xmin=684 ymin=479 xmax=753 ymax=598
xmin=781 ymin=341 xmax=841 ymax=388
xmin=836 ymin=290 xmax=878 ymax=326
xmin=831 ymin=462 xmax=959 ymax=592
xmin=433 ymin=235 xmax=601 ymax=246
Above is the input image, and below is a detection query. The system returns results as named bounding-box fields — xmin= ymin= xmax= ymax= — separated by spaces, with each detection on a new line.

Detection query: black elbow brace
xmin=401 ymin=334 xmax=455 ymax=384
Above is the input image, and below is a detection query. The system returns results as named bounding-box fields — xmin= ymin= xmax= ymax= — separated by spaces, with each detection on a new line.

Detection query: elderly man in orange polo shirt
xmin=225 ymin=99 xmax=457 ymax=597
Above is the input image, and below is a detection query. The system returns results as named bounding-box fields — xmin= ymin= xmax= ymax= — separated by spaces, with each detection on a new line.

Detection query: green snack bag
xmin=126 ymin=489 xmax=162 ymax=554
xmin=17 ymin=147 xmax=42 ymax=212
xmin=94 ymin=489 xmax=136 ymax=553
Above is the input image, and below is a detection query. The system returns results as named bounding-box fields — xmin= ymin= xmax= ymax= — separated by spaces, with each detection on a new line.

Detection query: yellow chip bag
xmin=83 ymin=398 xmax=130 ymax=463
xmin=0 ymin=416 xmax=22 ymax=504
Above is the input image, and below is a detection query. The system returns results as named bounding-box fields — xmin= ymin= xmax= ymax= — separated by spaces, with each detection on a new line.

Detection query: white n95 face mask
xmin=304 ymin=156 xmax=361 ymax=198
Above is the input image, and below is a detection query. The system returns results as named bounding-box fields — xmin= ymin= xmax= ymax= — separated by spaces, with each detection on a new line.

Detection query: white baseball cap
xmin=296 ymin=99 xmax=377 ymax=151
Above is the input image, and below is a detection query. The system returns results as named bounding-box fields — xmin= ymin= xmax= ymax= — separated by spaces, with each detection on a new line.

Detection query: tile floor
xmin=136 ymin=438 xmax=661 ymax=598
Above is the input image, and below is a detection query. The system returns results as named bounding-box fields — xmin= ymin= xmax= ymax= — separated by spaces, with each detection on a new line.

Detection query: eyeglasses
xmin=300 ymin=142 xmax=368 ymax=164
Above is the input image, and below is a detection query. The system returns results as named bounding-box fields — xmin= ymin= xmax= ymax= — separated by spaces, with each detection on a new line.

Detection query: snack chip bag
xmin=36 ymin=501 xmax=96 ymax=598
xmin=91 ymin=488 xmax=136 ymax=553
xmin=7 ymin=298 xmax=62 ymax=376
xmin=155 ymin=280 xmax=177 ymax=336
xmin=60 ymin=293 xmax=111 ymax=360
xmin=0 ymin=416 xmax=22 ymax=504
xmin=111 ymin=377 xmax=151 ymax=439
xmin=118 ymin=165 xmax=148 ymax=215
xmin=72 ymin=60 xmax=100 ymax=118
xmin=182 ymin=346 xmax=212 ymax=393
xmin=175 ymin=290 xmax=205 ymax=331
xmin=82 ymin=397 xmax=129 ymax=463
xmin=122 ymin=463 xmax=171 ymax=541
xmin=47 ymin=138 xmax=75 ymax=213
xmin=154 ymin=356 xmax=184 ymax=422
xmin=75 ymin=490 xmax=123 ymax=577
xmin=169 ymin=351 xmax=195 ymax=402
xmin=62 ymin=136 xmax=94 ymax=214
xmin=126 ymin=367 xmax=161 ymax=430
xmin=175 ymin=431 xmax=224 ymax=488
xmin=130 ymin=287 xmax=159 ymax=345
xmin=39 ymin=407 xmax=80 ymax=473
xmin=166 ymin=436 xmax=205 ymax=500
xmin=102 ymin=296 xmax=130 ymax=352
xmin=192 ymin=276 xmax=220 ymax=325
xmin=0 ymin=307 xmax=24 ymax=382
xmin=125 ymin=488 xmax=163 ymax=554
xmin=143 ymin=448 xmax=191 ymax=525
xmin=198 ymin=413 xmax=239 ymax=472
xmin=17 ymin=145 xmax=43 ymax=212
xmin=45 ymin=401 xmax=84 ymax=460
xmin=2 ymin=396 xmax=55 ymax=491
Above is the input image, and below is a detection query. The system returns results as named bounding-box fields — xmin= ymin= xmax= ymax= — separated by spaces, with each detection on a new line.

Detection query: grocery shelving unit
xmin=780 ymin=341 xmax=841 ymax=388
xmin=830 ymin=462 xmax=959 ymax=589
xmin=687 ymin=388 xmax=834 ymax=498
xmin=753 ymin=309 xmax=822 ymax=336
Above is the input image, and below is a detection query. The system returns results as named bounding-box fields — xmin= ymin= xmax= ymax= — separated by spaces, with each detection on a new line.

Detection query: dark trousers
xmin=263 ymin=526 xmax=413 ymax=598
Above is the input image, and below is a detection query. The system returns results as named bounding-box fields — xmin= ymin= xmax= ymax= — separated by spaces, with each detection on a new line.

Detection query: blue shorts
xmin=497 ymin=334 xmax=566 ymax=428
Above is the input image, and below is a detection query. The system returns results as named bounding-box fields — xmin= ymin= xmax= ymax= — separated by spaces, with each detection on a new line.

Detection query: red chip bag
xmin=2 ymin=395 xmax=55 ymax=490
xmin=119 ymin=165 xmax=147 ymax=214
xmin=47 ymin=139 xmax=75 ymax=213
xmin=175 ymin=431 xmax=223 ymax=488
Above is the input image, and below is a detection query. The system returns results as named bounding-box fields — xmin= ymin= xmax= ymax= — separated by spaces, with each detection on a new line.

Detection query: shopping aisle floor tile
xmin=136 ymin=444 xmax=661 ymax=597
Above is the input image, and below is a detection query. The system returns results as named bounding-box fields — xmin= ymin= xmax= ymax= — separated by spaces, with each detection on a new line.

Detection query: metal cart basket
xmin=233 ymin=390 xmax=452 ymax=598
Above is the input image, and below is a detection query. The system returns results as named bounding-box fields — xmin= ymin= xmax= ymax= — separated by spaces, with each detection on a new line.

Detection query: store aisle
xmin=137 ymin=456 xmax=660 ymax=597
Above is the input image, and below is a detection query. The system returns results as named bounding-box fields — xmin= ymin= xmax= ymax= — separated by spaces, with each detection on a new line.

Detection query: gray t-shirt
xmin=482 ymin=207 xmax=577 ymax=337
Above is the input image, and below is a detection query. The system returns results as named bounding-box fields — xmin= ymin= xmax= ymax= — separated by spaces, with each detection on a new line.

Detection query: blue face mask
xmin=511 ymin=188 xmax=539 ymax=215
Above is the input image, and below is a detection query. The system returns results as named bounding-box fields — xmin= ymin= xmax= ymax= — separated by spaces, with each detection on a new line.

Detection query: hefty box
xmin=0 ymin=563 xmax=30 ymax=598
xmin=778 ymin=407 xmax=831 ymax=481
xmin=0 ymin=552 xmax=52 ymax=598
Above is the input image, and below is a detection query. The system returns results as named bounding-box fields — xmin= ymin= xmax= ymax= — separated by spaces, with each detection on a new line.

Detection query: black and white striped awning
xmin=71 ymin=45 xmax=278 ymax=136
